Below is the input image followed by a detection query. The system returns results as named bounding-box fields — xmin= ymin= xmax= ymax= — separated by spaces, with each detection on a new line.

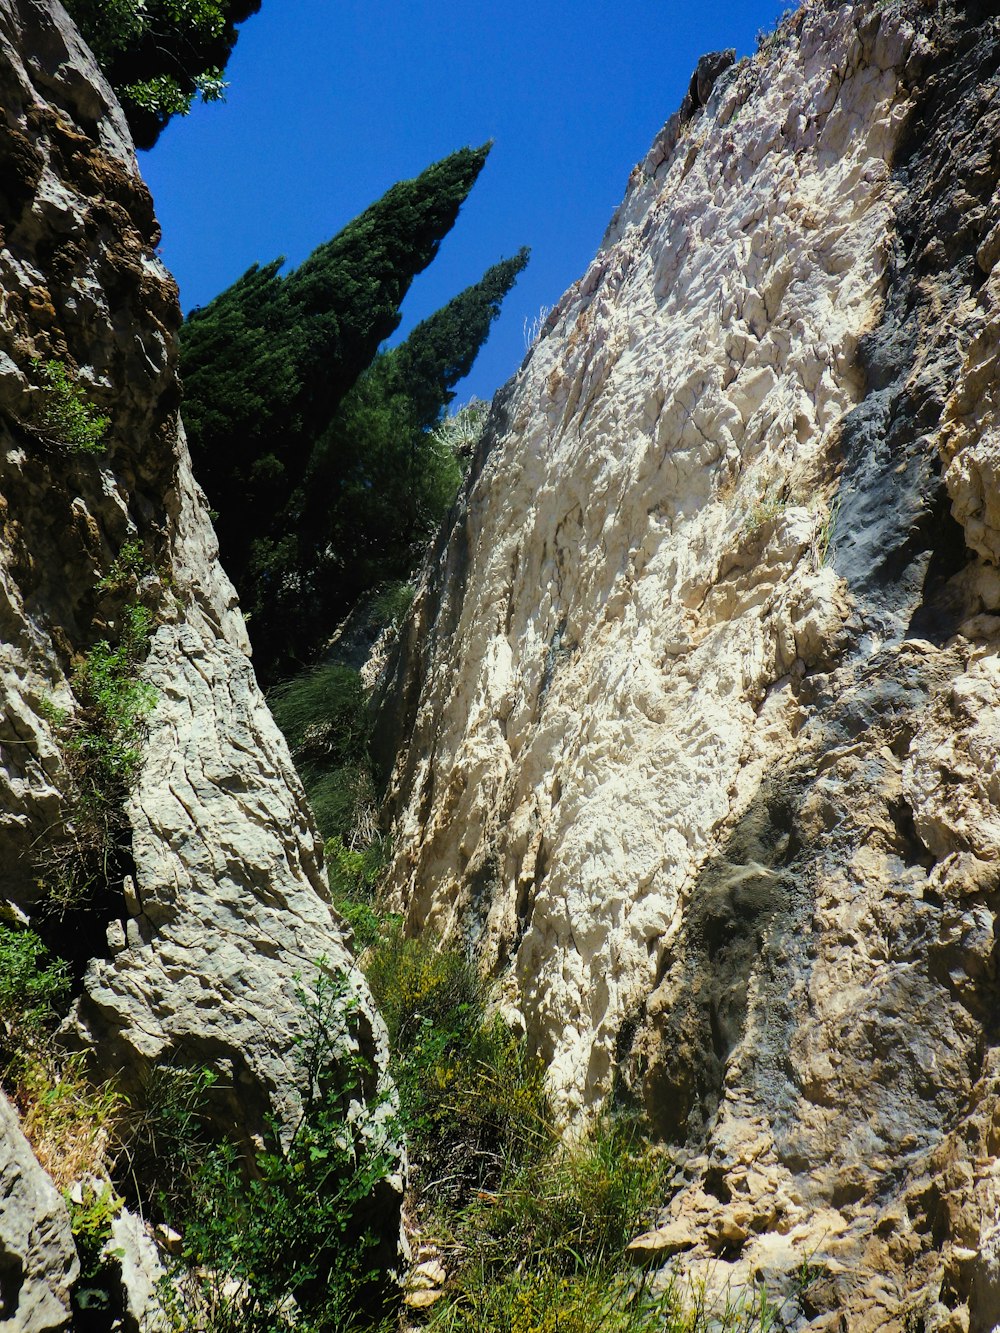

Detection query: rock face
xmin=0 ymin=1091 xmax=78 ymax=1332
xmin=0 ymin=0 xmax=398 ymax=1270
xmin=378 ymin=1 xmax=1000 ymax=1324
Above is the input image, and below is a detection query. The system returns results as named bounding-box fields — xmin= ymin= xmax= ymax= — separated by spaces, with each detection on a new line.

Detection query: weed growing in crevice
xmin=814 ymin=493 xmax=842 ymax=567
xmin=31 ymin=358 xmax=110 ymax=454
xmin=94 ymin=537 xmax=149 ymax=595
xmin=745 ymin=487 xmax=787 ymax=538
xmin=35 ymin=602 xmax=157 ymax=921
xmin=67 ymin=1180 xmax=127 ymax=1322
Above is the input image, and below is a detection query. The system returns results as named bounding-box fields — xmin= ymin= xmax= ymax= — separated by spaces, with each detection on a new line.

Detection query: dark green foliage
xmin=181 ymin=146 xmax=490 ymax=672
xmin=180 ymin=149 xmax=528 ymax=682
xmin=63 ymin=0 xmax=260 ymax=148
xmin=157 ymin=969 xmax=396 ymax=1332
xmin=384 ymin=246 xmax=529 ymax=428
xmin=285 ymin=250 xmax=528 ymax=668
xmin=364 ymin=923 xmax=551 ymax=1198
xmin=0 ymin=924 xmax=70 ymax=1055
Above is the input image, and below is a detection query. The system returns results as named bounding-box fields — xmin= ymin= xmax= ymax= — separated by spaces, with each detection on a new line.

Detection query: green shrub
xmin=38 ymin=603 xmax=156 ymax=912
xmin=269 ymin=665 xmax=376 ymax=839
xmin=69 ymin=604 xmax=158 ymax=792
xmin=123 ymin=1064 xmax=220 ymax=1220
xmin=308 ymin=763 xmax=374 ymax=843
xmin=32 ymin=360 xmax=110 ymax=453
xmin=325 ymin=834 xmax=392 ymax=950
xmin=364 ymin=924 xmax=550 ymax=1197
xmin=371 ymin=580 xmax=416 ymax=629
xmin=465 ymin=1116 xmax=670 ymax=1273
xmin=270 ymin=664 xmax=369 ymax=767
xmin=364 ymin=920 xmax=484 ymax=1051
xmin=428 ymin=1265 xmax=674 ymax=1333
xmin=0 ymin=924 xmax=69 ymax=1054
xmin=269 ymin=663 xmax=384 ymax=845
xmin=158 ymin=967 xmax=398 ymax=1332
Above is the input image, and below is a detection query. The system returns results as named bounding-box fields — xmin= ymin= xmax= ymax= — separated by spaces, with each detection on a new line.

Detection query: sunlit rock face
xmin=378 ymin=1 xmax=1000 ymax=1322
xmin=0 ymin=1091 xmax=78 ymax=1331
xmin=0 ymin=0 xmax=399 ymax=1233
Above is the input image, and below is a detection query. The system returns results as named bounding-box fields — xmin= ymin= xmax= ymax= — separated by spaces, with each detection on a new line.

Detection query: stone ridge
xmin=0 ymin=1091 xmax=78 ymax=1331
xmin=0 ymin=0 xmax=402 ymax=1307
xmin=377 ymin=0 xmax=1000 ymax=1325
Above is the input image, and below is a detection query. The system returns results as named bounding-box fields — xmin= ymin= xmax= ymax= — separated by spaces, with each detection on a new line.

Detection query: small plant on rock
xmin=37 ymin=602 xmax=157 ymax=914
xmin=32 ymin=359 xmax=110 ymax=454
xmin=0 ymin=922 xmax=69 ymax=1058
xmin=156 ymin=966 xmax=398 ymax=1332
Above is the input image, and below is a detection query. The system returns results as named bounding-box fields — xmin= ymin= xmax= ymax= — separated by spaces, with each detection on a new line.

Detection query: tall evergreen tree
xmin=384 ymin=246 xmax=531 ymax=429
xmin=63 ymin=0 xmax=261 ymax=148
xmin=272 ymin=249 xmax=530 ymax=673
xmin=180 ymin=144 xmax=491 ymax=627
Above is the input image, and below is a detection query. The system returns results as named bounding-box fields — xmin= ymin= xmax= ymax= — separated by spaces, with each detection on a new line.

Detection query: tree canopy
xmin=181 ymin=145 xmax=491 ymax=615
xmin=63 ymin=0 xmax=261 ymax=147
xmin=179 ymin=148 xmax=527 ymax=683
xmin=290 ymin=249 xmax=531 ymax=657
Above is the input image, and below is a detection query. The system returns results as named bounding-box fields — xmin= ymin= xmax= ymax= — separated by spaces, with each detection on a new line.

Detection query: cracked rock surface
xmin=0 ymin=0 xmax=400 ymax=1271
xmin=0 ymin=1091 xmax=77 ymax=1331
xmin=377 ymin=1 xmax=1000 ymax=1324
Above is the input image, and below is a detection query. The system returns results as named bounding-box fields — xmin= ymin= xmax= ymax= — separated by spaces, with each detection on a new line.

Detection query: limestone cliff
xmin=378 ymin=1 xmax=1000 ymax=1326
xmin=0 ymin=0 xmax=398 ymax=1322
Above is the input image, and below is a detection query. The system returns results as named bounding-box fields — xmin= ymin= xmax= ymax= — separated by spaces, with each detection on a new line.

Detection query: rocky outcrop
xmin=0 ymin=1091 xmax=77 ymax=1331
xmin=0 ymin=0 xmax=398 ymax=1270
xmin=378 ymin=1 xmax=1000 ymax=1324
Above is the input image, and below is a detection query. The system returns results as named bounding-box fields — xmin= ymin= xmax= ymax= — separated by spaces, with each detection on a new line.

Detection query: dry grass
xmin=16 ymin=1050 xmax=125 ymax=1189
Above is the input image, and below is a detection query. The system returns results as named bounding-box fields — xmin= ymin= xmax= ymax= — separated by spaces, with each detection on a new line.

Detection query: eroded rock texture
xmin=0 ymin=1092 xmax=77 ymax=1331
xmin=378 ymin=1 xmax=1000 ymax=1324
xmin=0 ymin=0 xmax=397 ymax=1235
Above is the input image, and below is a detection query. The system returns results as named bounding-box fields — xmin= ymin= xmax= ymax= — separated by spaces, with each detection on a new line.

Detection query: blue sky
xmin=143 ymin=0 xmax=790 ymax=405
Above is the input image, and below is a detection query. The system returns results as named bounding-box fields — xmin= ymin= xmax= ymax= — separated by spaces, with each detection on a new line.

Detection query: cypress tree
xmin=386 ymin=247 xmax=530 ymax=429
xmin=179 ymin=144 xmax=492 ymax=649
xmin=278 ymin=249 xmax=530 ymax=670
